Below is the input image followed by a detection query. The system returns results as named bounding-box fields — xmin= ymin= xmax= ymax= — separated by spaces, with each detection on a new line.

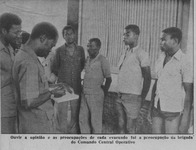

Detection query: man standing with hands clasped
xmin=79 ymin=38 xmax=112 ymax=134
xmin=151 ymin=27 xmax=193 ymax=133
xmin=117 ymin=24 xmax=151 ymax=134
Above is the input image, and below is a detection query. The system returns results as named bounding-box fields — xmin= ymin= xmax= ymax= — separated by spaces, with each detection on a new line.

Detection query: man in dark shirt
xmin=52 ymin=25 xmax=85 ymax=133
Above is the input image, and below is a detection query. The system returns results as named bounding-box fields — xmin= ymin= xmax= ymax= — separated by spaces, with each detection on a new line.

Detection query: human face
xmin=123 ymin=29 xmax=138 ymax=46
xmin=15 ymin=34 xmax=22 ymax=49
xmin=5 ymin=24 xmax=22 ymax=47
xmin=160 ymin=32 xmax=175 ymax=53
xmin=63 ymin=29 xmax=75 ymax=44
xmin=38 ymin=37 xmax=58 ymax=58
xmin=87 ymin=41 xmax=100 ymax=59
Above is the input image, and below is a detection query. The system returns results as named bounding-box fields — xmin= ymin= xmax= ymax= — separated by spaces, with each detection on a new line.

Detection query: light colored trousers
xmin=79 ymin=91 xmax=104 ymax=134
xmin=54 ymin=99 xmax=80 ymax=134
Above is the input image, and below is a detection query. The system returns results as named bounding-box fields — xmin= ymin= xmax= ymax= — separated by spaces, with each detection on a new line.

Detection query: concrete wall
xmin=0 ymin=0 xmax=68 ymax=49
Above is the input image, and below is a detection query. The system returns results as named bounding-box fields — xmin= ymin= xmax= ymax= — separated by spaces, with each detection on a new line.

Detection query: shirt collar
xmin=87 ymin=53 xmax=100 ymax=63
xmin=126 ymin=45 xmax=139 ymax=53
xmin=172 ymin=49 xmax=183 ymax=61
xmin=0 ymin=40 xmax=10 ymax=54
xmin=38 ymin=57 xmax=46 ymax=65
xmin=64 ymin=42 xmax=76 ymax=48
xmin=0 ymin=40 xmax=16 ymax=60
xmin=21 ymin=44 xmax=38 ymax=62
xmin=0 ymin=40 xmax=6 ymax=49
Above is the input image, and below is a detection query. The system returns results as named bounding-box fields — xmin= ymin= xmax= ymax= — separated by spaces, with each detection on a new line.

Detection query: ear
xmin=1 ymin=28 xmax=8 ymax=35
xmin=133 ymin=33 xmax=139 ymax=39
xmin=63 ymin=35 xmax=66 ymax=40
xmin=173 ymin=38 xmax=179 ymax=45
xmin=40 ymin=35 xmax=47 ymax=43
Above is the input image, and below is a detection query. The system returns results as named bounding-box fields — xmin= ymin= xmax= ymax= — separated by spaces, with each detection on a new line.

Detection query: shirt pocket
xmin=167 ymin=64 xmax=181 ymax=77
xmin=39 ymin=75 xmax=49 ymax=90
xmin=40 ymin=75 xmax=47 ymax=83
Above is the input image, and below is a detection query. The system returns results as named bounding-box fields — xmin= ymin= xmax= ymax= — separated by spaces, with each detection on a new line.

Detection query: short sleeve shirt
xmin=154 ymin=50 xmax=193 ymax=112
xmin=13 ymin=45 xmax=54 ymax=120
xmin=0 ymin=41 xmax=16 ymax=117
xmin=83 ymin=54 xmax=111 ymax=94
xmin=38 ymin=52 xmax=57 ymax=83
xmin=117 ymin=46 xmax=150 ymax=95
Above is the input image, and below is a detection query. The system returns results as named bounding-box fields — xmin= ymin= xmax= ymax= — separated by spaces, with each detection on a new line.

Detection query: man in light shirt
xmin=151 ymin=27 xmax=193 ymax=133
xmin=79 ymin=38 xmax=112 ymax=133
xmin=38 ymin=51 xmax=57 ymax=84
xmin=13 ymin=22 xmax=59 ymax=133
xmin=117 ymin=24 xmax=151 ymax=133
xmin=0 ymin=13 xmax=22 ymax=134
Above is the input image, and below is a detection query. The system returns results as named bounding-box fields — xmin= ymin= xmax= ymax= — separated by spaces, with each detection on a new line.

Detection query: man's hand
xmin=60 ymin=83 xmax=73 ymax=93
xmin=49 ymin=82 xmax=74 ymax=98
xmin=101 ymin=85 xmax=107 ymax=97
xmin=139 ymin=100 xmax=150 ymax=119
xmin=102 ymin=77 xmax=112 ymax=97
xmin=51 ymin=82 xmax=73 ymax=93
xmin=179 ymin=120 xmax=189 ymax=133
xmin=179 ymin=82 xmax=193 ymax=133
xmin=50 ymin=88 xmax=65 ymax=98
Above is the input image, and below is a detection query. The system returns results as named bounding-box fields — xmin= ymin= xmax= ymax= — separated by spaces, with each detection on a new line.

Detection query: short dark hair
xmin=125 ymin=24 xmax=140 ymax=35
xmin=30 ymin=22 xmax=58 ymax=40
xmin=21 ymin=31 xmax=30 ymax=44
xmin=0 ymin=13 xmax=22 ymax=32
xmin=162 ymin=27 xmax=182 ymax=43
xmin=62 ymin=25 xmax=75 ymax=36
xmin=89 ymin=38 xmax=101 ymax=48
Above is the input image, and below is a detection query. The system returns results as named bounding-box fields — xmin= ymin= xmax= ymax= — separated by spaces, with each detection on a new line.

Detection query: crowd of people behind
xmin=0 ymin=12 xmax=193 ymax=134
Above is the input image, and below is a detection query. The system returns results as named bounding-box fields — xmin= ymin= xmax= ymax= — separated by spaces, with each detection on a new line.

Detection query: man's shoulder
xmin=55 ymin=44 xmax=65 ymax=52
xmin=15 ymin=50 xmax=34 ymax=65
xmin=76 ymin=45 xmax=84 ymax=54
xmin=98 ymin=54 xmax=107 ymax=60
xmin=135 ymin=46 xmax=147 ymax=55
xmin=98 ymin=54 xmax=110 ymax=65
xmin=76 ymin=45 xmax=84 ymax=50
xmin=0 ymin=44 xmax=7 ymax=54
xmin=0 ymin=40 xmax=6 ymax=50
xmin=180 ymin=52 xmax=193 ymax=68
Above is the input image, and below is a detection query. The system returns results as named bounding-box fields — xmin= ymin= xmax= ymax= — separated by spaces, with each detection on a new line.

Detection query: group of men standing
xmin=0 ymin=12 xmax=193 ymax=134
xmin=116 ymin=25 xmax=193 ymax=134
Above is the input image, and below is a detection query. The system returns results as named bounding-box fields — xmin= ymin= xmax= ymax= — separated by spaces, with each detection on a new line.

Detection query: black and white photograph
xmin=0 ymin=0 xmax=194 ymax=149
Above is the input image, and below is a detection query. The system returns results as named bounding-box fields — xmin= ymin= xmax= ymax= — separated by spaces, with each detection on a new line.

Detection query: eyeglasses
xmin=123 ymin=32 xmax=131 ymax=37
xmin=9 ymin=31 xmax=22 ymax=37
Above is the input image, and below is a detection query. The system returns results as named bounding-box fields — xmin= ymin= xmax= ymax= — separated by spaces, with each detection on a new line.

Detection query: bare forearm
xmin=105 ymin=78 xmax=112 ymax=92
xmin=179 ymin=83 xmax=193 ymax=133
xmin=141 ymin=66 xmax=151 ymax=100
xmin=181 ymin=92 xmax=192 ymax=118
xmin=141 ymin=77 xmax=151 ymax=100
xmin=51 ymin=51 xmax=60 ymax=76
xmin=102 ymin=77 xmax=112 ymax=96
